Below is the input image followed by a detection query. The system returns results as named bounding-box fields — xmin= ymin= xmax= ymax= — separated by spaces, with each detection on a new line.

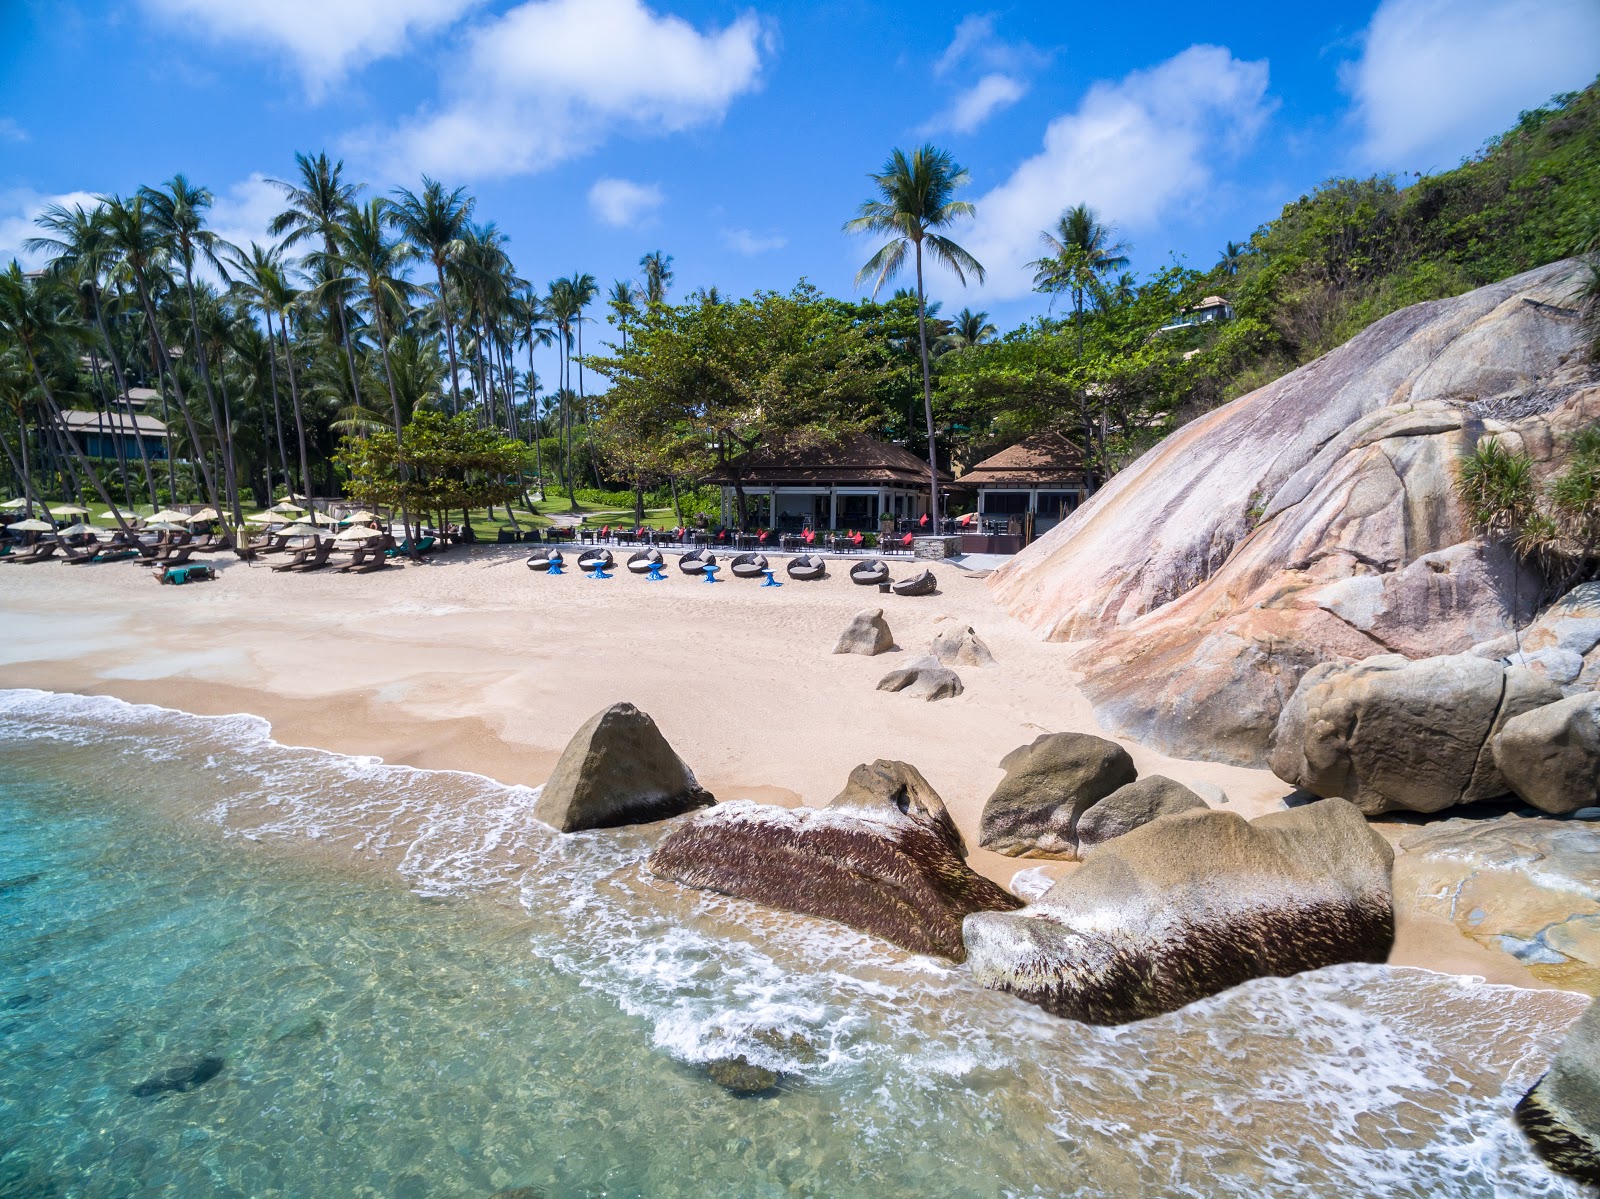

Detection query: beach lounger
xmin=626 ymin=548 xmax=664 ymax=574
xmin=678 ymin=547 xmax=715 ymax=575
xmin=730 ymin=552 xmax=768 ymax=579
xmin=527 ymin=549 xmax=564 ymax=571
xmin=157 ymin=562 xmax=216 ymax=585
xmin=786 ymin=554 xmax=826 ymax=581
xmin=890 ymin=568 xmax=937 ymax=597
xmin=849 ymin=559 xmax=889 ymax=586
xmin=577 ymin=548 xmax=614 ymax=572
xmin=271 ymin=540 xmax=334 ymax=572
xmin=2 ymin=542 xmax=60 ymax=564
xmin=337 ymin=545 xmax=390 ymax=573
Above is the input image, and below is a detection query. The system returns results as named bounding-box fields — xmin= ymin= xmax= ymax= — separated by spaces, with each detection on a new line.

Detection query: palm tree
xmin=330 ymin=198 xmax=421 ymax=545
xmin=939 ymin=306 xmax=997 ymax=352
xmin=227 ymin=243 xmax=295 ymax=503
xmin=568 ymin=271 xmax=600 ymax=489
xmin=0 ymin=346 xmax=42 ymax=517
xmin=1217 ymin=240 xmax=1247 ymax=276
xmin=546 ymin=277 xmax=581 ymax=510
xmin=1028 ymin=204 xmax=1129 ymax=330
xmin=390 ymin=177 xmax=474 ymax=414
xmin=269 ymin=152 xmax=364 ymax=406
xmin=639 ymin=250 xmax=673 ymax=305
xmin=515 ymin=288 xmax=555 ymax=495
xmin=606 ymin=278 xmax=641 ymax=349
xmin=845 ymin=144 xmax=984 ymax=528
xmin=142 ymin=174 xmax=244 ymax=524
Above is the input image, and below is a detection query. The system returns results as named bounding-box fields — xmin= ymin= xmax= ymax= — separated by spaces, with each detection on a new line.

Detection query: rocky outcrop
xmin=930 ymin=621 xmax=995 ymax=667
xmin=876 ymin=658 xmax=963 ymax=701
xmin=1516 ymin=1000 xmax=1600 ymax=1187
xmin=649 ymin=760 xmax=1022 ymax=960
xmin=1491 ymin=693 xmax=1600 ymax=815
xmin=1394 ymin=813 xmax=1600 ymax=992
xmin=1075 ymin=776 xmax=1209 ymax=852
xmin=979 ymin=733 xmax=1137 ymax=858
xmin=1516 ymin=581 xmax=1600 ymax=692
xmin=1269 ymin=654 xmax=1562 ymax=814
xmin=988 ymin=260 xmax=1598 ymax=765
xmin=534 ymin=703 xmax=714 ymax=832
xmin=963 ymin=799 xmax=1395 ymax=1025
xmin=833 ymin=608 xmax=893 ymax=656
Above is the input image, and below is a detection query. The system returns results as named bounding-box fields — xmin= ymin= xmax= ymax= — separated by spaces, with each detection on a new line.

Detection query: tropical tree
xmin=940 ymin=306 xmax=997 ymax=351
xmin=1029 ymin=204 xmax=1129 ymax=331
xmin=1217 ymin=240 xmax=1248 ymax=276
xmin=639 ymin=250 xmax=673 ymax=305
xmin=390 ymin=177 xmax=474 ymax=415
xmin=845 ymin=143 xmax=984 ymax=527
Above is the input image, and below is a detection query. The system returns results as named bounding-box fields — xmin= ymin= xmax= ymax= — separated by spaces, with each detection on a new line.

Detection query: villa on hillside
xmin=1157 ymin=295 xmax=1234 ymax=334
xmin=53 ymin=409 xmax=170 ymax=461
xmin=951 ymin=430 xmax=1088 ymax=549
xmin=703 ymin=434 xmax=950 ymax=530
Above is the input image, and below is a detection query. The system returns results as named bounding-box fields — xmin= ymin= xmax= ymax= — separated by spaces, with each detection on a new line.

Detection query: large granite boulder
xmin=1519 ymin=581 xmax=1600 ymax=692
xmin=1268 ymin=654 xmax=1563 ymax=814
xmin=963 ymin=799 xmax=1395 ymax=1025
xmin=978 ymin=733 xmax=1137 ymax=859
xmin=1075 ymin=776 xmax=1209 ymax=853
xmin=534 ymin=703 xmax=713 ymax=832
xmin=1491 ymin=693 xmax=1600 ymax=815
xmin=649 ymin=760 xmax=1021 ymax=960
xmin=876 ymin=658 xmax=963 ymax=701
xmin=1516 ymin=1000 xmax=1600 ymax=1187
xmin=833 ymin=608 xmax=893 ymax=656
xmin=987 ymin=260 xmax=1597 ymax=766
xmin=930 ymin=622 xmax=995 ymax=667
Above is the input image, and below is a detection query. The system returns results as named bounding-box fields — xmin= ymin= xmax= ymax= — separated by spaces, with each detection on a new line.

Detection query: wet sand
xmin=0 ymin=541 xmax=1552 ymax=987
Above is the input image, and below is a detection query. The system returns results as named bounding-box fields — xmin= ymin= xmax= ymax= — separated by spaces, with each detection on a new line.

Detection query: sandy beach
xmin=0 ymin=544 xmax=1546 ymax=987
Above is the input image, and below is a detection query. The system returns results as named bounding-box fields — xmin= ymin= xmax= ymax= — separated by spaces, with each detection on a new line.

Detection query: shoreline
xmin=0 ymin=545 xmax=1569 ymax=991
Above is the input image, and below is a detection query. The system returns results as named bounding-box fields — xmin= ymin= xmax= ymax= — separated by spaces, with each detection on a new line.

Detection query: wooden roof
xmin=952 ymin=431 xmax=1086 ymax=489
xmin=703 ymin=434 xmax=951 ymax=486
xmin=55 ymin=409 xmax=170 ymax=437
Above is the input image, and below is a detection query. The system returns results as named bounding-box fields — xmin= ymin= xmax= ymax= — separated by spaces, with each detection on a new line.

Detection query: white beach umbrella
xmin=51 ymin=504 xmax=89 ymax=516
xmin=0 ymin=497 xmax=30 ymax=509
xmin=247 ymin=511 xmax=290 ymax=525
xmin=269 ymin=500 xmax=306 ymax=513
xmin=182 ymin=508 xmax=220 ymax=523
xmin=143 ymin=520 xmax=187 ymax=533
xmin=340 ymin=509 xmax=379 ymax=523
xmin=146 ymin=508 xmax=191 ymax=523
xmin=277 ymin=522 xmax=331 ymax=539
xmin=55 ymin=522 xmax=96 ymax=536
xmin=8 ymin=518 xmax=53 ymax=532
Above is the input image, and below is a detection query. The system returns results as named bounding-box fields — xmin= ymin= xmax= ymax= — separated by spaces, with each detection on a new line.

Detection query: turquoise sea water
xmin=0 ymin=689 xmax=1590 ymax=1199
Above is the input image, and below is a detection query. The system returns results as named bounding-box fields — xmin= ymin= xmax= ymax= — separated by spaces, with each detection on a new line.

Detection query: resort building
xmin=1157 ymin=295 xmax=1234 ymax=334
xmin=53 ymin=409 xmax=170 ymax=460
xmin=951 ymin=430 xmax=1089 ymax=546
xmin=703 ymin=435 xmax=951 ymax=530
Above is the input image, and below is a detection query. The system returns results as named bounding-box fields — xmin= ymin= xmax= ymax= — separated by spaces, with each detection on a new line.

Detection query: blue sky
xmin=2 ymin=0 xmax=1597 ymax=389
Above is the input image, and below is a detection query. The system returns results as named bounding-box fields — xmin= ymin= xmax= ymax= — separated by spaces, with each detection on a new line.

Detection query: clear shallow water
xmin=0 ymin=689 xmax=1590 ymax=1199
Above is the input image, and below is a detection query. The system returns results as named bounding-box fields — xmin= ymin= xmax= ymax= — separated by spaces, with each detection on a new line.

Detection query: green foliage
xmin=336 ymin=410 xmax=528 ymax=515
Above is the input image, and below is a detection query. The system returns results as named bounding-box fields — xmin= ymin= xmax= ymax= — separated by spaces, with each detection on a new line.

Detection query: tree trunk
xmin=372 ymin=298 xmax=418 ymax=558
xmin=278 ymin=320 xmax=317 ymax=525
xmin=92 ymin=284 xmax=158 ymax=508
xmin=26 ymin=354 xmax=132 ymax=530
xmin=913 ymin=238 xmax=940 ymax=531
xmin=436 ymin=258 xmax=462 ymax=415
xmin=263 ymin=308 xmax=292 ymax=501
xmin=134 ymin=276 xmax=220 ymax=513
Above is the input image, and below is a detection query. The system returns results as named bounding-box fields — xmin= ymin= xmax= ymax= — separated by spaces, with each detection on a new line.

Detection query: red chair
xmin=901 ymin=532 xmax=914 ymax=549
xmin=757 ymin=530 xmax=770 ymax=545
xmin=600 ymin=524 xmax=611 ymax=542
xmin=802 ymin=529 xmax=815 ymax=545
xmin=850 ymin=531 xmax=864 ymax=548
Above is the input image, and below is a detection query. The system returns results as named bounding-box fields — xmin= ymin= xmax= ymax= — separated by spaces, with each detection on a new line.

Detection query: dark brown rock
xmin=1075 ymin=775 xmax=1209 ymax=852
xmin=706 ymin=1055 xmax=780 ymax=1094
xmin=534 ymin=703 xmax=713 ymax=832
xmin=648 ymin=760 xmax=1022 ymax=960
xmin=978 ymin=732 xmax=1138 ymax=859
xmin=1516 ymin=999 xmax=1600 ymax=1187
xmin=964 ymin=798 xmax=1394 ymax=1024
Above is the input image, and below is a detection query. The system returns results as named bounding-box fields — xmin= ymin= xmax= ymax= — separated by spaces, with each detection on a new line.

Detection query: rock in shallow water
xmin=978 ymin=732 xmax=1137 ymax=859
xmin=1517 ymin=999 xmax=1600 ymax=1187
xmin=963 ymin=799 xmax=1394 ymax=1025
xmin=648 ymin=760 xmax=1021 ymax=960
xmin=534 ymin=703 xmax=713 ymax=832
xmin=129 ymin=1056 xmax=224 ymax=1098
xmin=705 ymin=1055 xmax=780 ymax=1094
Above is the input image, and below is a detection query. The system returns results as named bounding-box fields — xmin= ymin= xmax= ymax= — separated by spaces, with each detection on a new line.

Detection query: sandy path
xmin=0 ymin=542 xmax=1544 ymax=987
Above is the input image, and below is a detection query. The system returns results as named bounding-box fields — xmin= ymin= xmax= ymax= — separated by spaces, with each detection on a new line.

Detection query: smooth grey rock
xmin=1492 ymin=693 xmax=1600 ymax=815
xmin=1075 ymin=776 xmax=1209 ymax=852
xmin=649 ymin=761 xmax=1021 ymax=960
xmin=534 ymin=703 xmax=713 ymax=832
xmin=1552 ymin=618 xmax=1600 ymax=657
xmin=963 ymin=799 xmax=1395 ymax=1025
xmin=1508 ymin=648 xmax=1587 ymax=686
xmin=1269 ymin=654 xmax=1563 ymax=814
xmin=1516 ymin=1000 xmax=1600 ymax=1187
xmin=978 ymin=732 xmax=1138 ymax=858
xmin=705 ymin=1055 xmax=780 ymax=1094
xmin=877 ymin=657 xmax=963 ymax=701
xmin=833 ymin=607 xmax=893 ymax=656
xmin=930 ymin=622 xmax=995 ymax=667
xmin=130 ymin=1056 xmax=224 ymax=1098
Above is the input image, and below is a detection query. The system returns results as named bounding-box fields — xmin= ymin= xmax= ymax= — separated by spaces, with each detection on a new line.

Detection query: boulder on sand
xmin=1268 ymin=654 xmax=1562 ymax=815
xmin=876 ymin=658 xmax=963 ymax=701
xmin=833 ymin=608 xmax=893 ymax=656
xmin=534 ymin=702 xmax=713 ymax=832
xmin=1492 ymin=693 xmax=1600 ymax=815
xmin=930 ymin=622 xmax=995 ymax=667
xmin=649 ymin=760 xmax=1022 ymax=960
xmin=963 ymin=798 xmax=1395 ymax=1025
xmin=1075 ymin=775 xmax=1209 ymax=852
xmin=1516 ymin=999 xmax=1600 ymax=1187
xmin=978 ymin=733 xmax=1137 ymax=859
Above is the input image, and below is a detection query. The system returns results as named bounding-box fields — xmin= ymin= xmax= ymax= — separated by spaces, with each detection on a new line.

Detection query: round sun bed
xmin=786 ymin=554 xmax=826 ymax=581
xmin=527 ymin=549 xmax=564 ymax=571
xmin=849 ymin=558 xmax=890 ymax=586
xmin=891 ymin=568 xmax=937 ymax=597
xmin=679 ymin=548 xmax=716 ymax=575
xmin=730 ymin=552 xmax=769 ymax=579
xmin=627 ymin=548 xmax=665 ymax=575
xmin=577 ymin=548 xmax=614 ymax=572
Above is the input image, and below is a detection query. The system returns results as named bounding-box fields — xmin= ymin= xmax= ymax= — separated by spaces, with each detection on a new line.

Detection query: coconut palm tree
xmin=142 ymin=175 xmax=244 ymax=523
xmin=567 ymin=271 xmax=600 ymax=488
xmin=1217 ymin=240 xmax=1247 ymax=276
xmin=845 ymin=144 xmax=984 ymax=528
xmin=546 ymin=277 xmax=581 ymax=510
xmin=639 ymin=250 xmax=673 ymax=305
xmin=269 ymin=152 xmax=364 ymax=405
xmin=227 ymin=243 xmax=296 ymax=502
xmin=390 ymin=177 xmax=474 ymax=414
xmin=1029 ymin=204 xmax=1129 ymax=330
xmin=606 ymin=278 xmax=641 ymax=349
xmin=939 ymin=306 xmax=997 ymax=352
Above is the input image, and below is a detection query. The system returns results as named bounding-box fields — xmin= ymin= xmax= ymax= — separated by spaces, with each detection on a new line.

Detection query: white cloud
xmin=923 ymin=73 xmax=1027 ymax=135
xmin=937 ymin=45 xmax=1272 ymax=301
xmin=138 ymin=0 xmax=477 ymax=96
xmin=723 ymin=227 xmax=786 ymax=255
xmin=367 ymin=0 xmax=771 ymax=180
xmin=1345 ymin=0 xmax=1600 ymax=167
xmin=588 ymin=178 xmax=665 ymax=227
xmin=934 ymin=13 xmax=1042 ymax=77
xmin=0 ymin=189 xmax=103 ymax=270
xmin=206 ymin=174 xmax=290 ymax=267
xmin=0 ymin=119 xmax=26 ymax=143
